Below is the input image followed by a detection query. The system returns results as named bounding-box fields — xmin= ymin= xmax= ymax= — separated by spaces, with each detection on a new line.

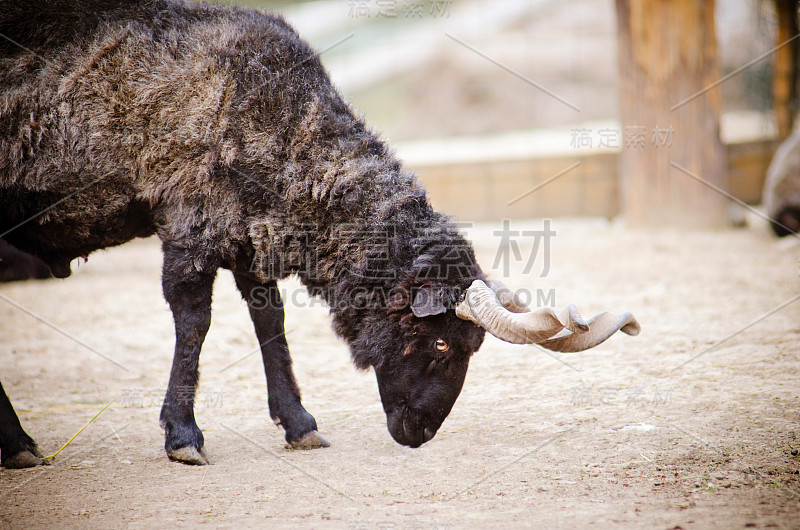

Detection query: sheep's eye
xmin=434 ymin=339 xmax=449 ymax=353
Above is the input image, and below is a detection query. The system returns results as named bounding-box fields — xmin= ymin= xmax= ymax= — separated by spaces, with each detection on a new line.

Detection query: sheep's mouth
xmin=386 ymin=406 xmax=438 ymax=448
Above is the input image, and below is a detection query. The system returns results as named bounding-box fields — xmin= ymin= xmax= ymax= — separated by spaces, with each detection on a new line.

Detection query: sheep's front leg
xmin=160 ymin=244 xmax=216 ymax=465
xmin=233 ymin=274 xmax=329 ymax=449
xmin=0 ymin=382 xmax=48 ymax=468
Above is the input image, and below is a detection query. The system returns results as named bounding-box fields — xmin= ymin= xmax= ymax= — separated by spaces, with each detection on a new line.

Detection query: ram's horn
xmin=486 ymin=279 xmax=530 ymax=313
xmin=455 ymin=279 xmax=640 ymax=351
xmin=455 ymin=280 xmax=588 ymax=344
xmin=536 ymin=311 xmax=640 ymax=352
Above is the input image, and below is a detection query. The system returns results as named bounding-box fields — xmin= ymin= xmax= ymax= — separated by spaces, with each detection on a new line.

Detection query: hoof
xmin=167 ymin=445 xmax=212 ymax=465
xmin=3 ymin=450 xmax=49 ymax=469
xmin=286 ymin=430 xmax=330 ymax=450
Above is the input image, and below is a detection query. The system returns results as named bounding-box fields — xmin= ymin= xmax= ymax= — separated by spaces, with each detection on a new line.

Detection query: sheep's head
xmin=345 ymin=234 xmax=483 ymax=447
xmin=346 ymin=232 xmax=640 ymax=448
xmin=373 ymin=305 xmax=485 ymax=447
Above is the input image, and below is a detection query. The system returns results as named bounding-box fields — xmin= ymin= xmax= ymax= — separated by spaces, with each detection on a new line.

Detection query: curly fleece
xmin=0 ymin=0 xmax=485 ymax=366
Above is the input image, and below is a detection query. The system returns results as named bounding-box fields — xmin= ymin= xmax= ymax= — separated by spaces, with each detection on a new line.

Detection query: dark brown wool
xmin=0 ymin=0 xmax=484 ymax=369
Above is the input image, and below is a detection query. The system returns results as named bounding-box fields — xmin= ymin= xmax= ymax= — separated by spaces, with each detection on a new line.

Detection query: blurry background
xmin=220 ymin=0 xmax=791 ymax=223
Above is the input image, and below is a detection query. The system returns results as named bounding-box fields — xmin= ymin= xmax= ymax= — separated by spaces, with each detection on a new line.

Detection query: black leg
xmin=159 ymin=243 xmax=216 ymax=465
xmin=233 ymin=274 xmax=329 ymax=449
xmin=0 ymin=382 xmax=48 ymax=468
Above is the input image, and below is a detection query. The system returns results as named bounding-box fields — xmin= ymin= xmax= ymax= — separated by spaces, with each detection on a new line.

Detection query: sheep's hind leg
xmin=233 ymin=274 xmax=329 ymax=450
xmin=0 ymin=382 xmax=48 ymax=468
xmin=159 ymin=244 xmax=216 ymax=465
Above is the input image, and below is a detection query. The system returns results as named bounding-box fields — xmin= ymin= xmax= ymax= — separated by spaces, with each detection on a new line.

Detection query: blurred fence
xmin=399 ymin=112 xmax=778 ymax=221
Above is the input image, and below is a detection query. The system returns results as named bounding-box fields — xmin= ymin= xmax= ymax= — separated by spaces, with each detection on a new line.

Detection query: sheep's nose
xmin=423 ymin=427 xmax=437 ymax=443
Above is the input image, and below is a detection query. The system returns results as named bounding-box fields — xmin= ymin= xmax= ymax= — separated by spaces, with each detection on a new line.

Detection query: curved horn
xmin=537 ymin=311 xmax=640 ymax=352
xmin=455 ymin=280 xmax=589 ymax=344
xmin=456 ymin=279 xmax=639 ymax=351
xmin=486 ymin=279 xmax=530 ymax=313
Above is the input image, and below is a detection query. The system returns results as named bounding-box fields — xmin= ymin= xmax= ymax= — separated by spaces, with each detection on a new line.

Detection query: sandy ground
xmin=1 ymin=216 xmax=799 ymax=528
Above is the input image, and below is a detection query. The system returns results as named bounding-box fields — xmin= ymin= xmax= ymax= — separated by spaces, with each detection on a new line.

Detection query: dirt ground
xmin=1 ymin=215 xmax=799 ymax=528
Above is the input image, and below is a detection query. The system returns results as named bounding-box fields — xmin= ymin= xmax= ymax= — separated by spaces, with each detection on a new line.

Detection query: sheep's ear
xmin=411 ymin=285 xmax=447 ymax=318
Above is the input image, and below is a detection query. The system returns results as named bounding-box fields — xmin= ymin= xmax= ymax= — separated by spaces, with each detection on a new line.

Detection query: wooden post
xmin=773 ymin=0 xmax=799 ymax=140
xmin=615 ymin=0 xmax=729 ymax=228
